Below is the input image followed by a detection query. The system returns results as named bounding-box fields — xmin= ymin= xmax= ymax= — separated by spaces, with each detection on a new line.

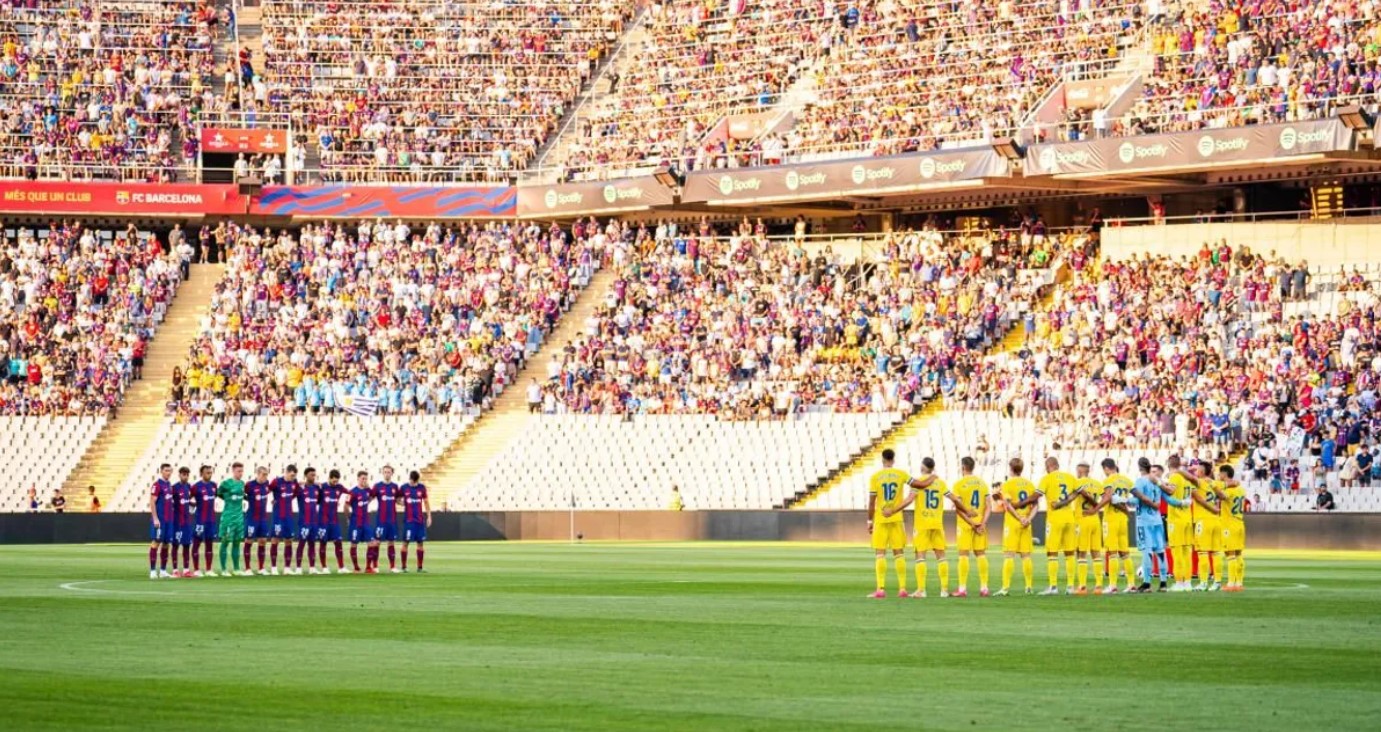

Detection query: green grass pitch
xmin=2 ymin=543 xmax=1380 ymax=731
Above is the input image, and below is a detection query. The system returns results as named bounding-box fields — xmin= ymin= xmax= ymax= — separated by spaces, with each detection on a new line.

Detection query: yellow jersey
xmin=1000 ymin=476 xmax=1037 ymax=523
xmin=1074 ymin=476 xmax=1102 ymax=518
xmin=869 ymin=468 xmax=912 ymax=525
xmin=1166 ymin=471 xmax=1195 ymax=524
xmin=952 ymin=475 xmax=987 ymax=524
xmin=913 ymin=476 xmax=948 ymax=531
xmin=1039 ymin=471 xmax=1078 ymax=524
xmin=1103 ymin=473 xmax=1134 ymax=525
xmin=1196 ymin=479 xmax=1223 ymax=529
xmin=1223 ymin=484 xmax=1247 ymax=526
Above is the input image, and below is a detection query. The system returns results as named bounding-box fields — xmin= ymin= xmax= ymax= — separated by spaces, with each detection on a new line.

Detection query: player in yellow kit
xmin=1071 ymin=463 xmax=1105 ymax=594
xmin=1162 ymin=455 xmax=1199 ymax=591
xmin=950 ymin=456 xmax=991 ymax=597
xmin=1191 ymin=460 xmax=1225 ymax=591
xmin=995 ymin=458 xmax=1037 ymax=596
xmin=1219 ymin=465 xmax=1248 ymax=592
xmin=1098 ymin=458 xmax=1137 ymax=594
xmin=866 ymin=448 xmax=934 ymax=598
xmin=1037 ymin=457 xmax=1079 ymax=595
xmin=886 ymin=457 xmax=965 ymax=598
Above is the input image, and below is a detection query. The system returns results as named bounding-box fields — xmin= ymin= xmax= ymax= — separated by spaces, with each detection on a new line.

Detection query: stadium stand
xmin=258 ymin=0 xmax=633 ymax=183
xmin=169 ymin=219 xmax=602 ymax=419
xmin=0 ymin=221 xmax=182 ymax=415
xmin=0 ymin=0 xmax=225 ymax=182
xmin=107 ymin=413 xmax=472 ymax=511
xmin=0 ymin=415 xmax=105 ymax=511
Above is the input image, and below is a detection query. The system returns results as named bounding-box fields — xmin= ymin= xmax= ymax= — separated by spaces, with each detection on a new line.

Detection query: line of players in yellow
xmin=866 ymin=449 xmax=1248 ymax=598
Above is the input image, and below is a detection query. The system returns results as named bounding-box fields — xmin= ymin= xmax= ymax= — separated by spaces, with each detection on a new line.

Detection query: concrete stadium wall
xmin=3 ymin=512 xmax=1381 ymax=550
xmin=1102 ymin=220 xmax=1381 ymax=267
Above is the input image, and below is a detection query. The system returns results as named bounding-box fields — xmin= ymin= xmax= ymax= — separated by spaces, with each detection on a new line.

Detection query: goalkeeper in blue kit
xmin=1129 ymin=459 xmax=1189 ymax=592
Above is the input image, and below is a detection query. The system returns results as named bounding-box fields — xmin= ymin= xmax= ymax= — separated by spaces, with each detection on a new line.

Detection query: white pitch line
xmin=59 ymin=580 xmax=176 ymax=595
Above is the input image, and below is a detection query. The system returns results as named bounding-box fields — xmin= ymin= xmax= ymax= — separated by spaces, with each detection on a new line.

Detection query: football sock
xmin=148 ymin=546 xmax=157 ymax=571
xmin=1065 ymin=555 xmax=1077 ymax=588
xmin=388 ymin=545 xmax=397 ymax=569
xmin=306 ymin=542 xmax=316 ymax=568
xmin=417 ymin=547 xmax=425 ymax=571
xmin=1047 ymin=559 xmax=1060 ymax=587
xmin=231 ymin=541 xmax=242 ymax=571
xmin=317 ymin=542 xmax=326 ymax=567
xmin=1093 ymin=556 xmax=1106 ymax=588
xmin=1077 ymin=558 xmax=1088 ymax=588
xmin=192 ymin=541 xmax=201 ymax=571
xmin=1141 ymin=551 xmax=1155 ymax=584
xmin=258 ymin=544 xmax=266 ymax=571
xmin=1021 ymin=557 xmax=1034 ymax=590
xmin=1178 ymin=547 xmax=1192 ymax=582
xmin=957 ymin=555 xmax=970 ymax=590
xmin=351 ymin=545 xmax=360 ymax=571
xmin=977 ymin=555 xmax=990 ymax=588
xmin=874 ymin=557 xmax=886 ymax=590
xmin=218 ymin=541 xmax=229 ymax=573
xmin=334 ymin=541 xmax=344 ymax=569
xmin=1123 ymin=557 xmax=1137 ymax=587
xmin=1156 ymin=552 xmax=1170 ymax=581
xmin=182 ymin=544 xmax=190 ymax=570
xmin=270 ymin=543 xmax=280 ymax=568
xmin=401 ymin=547 xmax=409 ymax=570
xmin=915 ymin=560 xmax=926 ymax=593
xmin=1002 ymin=558 xmax=1014 ymax=591
xmin=894 ymin=556 xmax=907 ymax=593
xmin=159 ymin=544 xmax=169 ymax=571
xmin=243 ymin=541 xmax=252 ymax=570
xmin=937 ymin=561 xmax=949 ymax=593
xmin=204 ymin=540 xmax=213 ymax=569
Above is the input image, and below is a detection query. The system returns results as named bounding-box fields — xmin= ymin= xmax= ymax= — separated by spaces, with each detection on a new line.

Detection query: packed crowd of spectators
xmin=259 ymin=0 xmax=632 ymax=183
xmin=169 ymin=219 xmax=603 ymax=420
xmin=558 ymin=0 xmax=826 ymax=180
xmin=955 ymin=239 xmax=1381 ymax=491
xmin=1110 ymin=0 xmax=1381 ymax=136
xmin=0 ymin=1 xmax=228 ymax=182
xmin=531 ymin=218 xmax=1058 ymax=416
xmin=0 ymin=221 xmax=182 ymax=415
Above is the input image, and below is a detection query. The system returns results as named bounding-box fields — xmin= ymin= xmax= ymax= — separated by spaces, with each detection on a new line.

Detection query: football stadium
xmin=4 ymin=0 xmax=1381 ymax=729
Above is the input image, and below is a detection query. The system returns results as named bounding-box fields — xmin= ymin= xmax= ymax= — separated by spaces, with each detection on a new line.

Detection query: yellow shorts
xmin=1102 ymin=520 xmax=1129 ymax=553
xmin=871 ymin=522 xmax=906 ymax=551
xmin=1045 ymin=520 xmax=1076 ymax=553
xmin=1166 ymin=517 xmax=1195 ymax=548
xmin=957 ymin=525 xmax=989 ymax=552
xmin=913 ymin=527 xmax=945 ymax=553
xmin=1076 ymin=518 xmax=1104 ymax=553
xmin=1194 ymin=521 xmax=1223 ymax=552
xmin=1003 ymin=522 xmax=1033 ymax=553
xmin=1222 ymin=523 xmax=1245 ymax=552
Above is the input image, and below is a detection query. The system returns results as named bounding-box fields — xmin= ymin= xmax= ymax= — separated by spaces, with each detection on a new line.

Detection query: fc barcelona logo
xmin=115 ymin=191 xmax=131 ymax=205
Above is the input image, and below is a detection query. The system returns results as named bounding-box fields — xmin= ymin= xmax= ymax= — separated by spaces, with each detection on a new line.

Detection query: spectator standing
xmin=51 ymin=490 xmax=66 ymax=513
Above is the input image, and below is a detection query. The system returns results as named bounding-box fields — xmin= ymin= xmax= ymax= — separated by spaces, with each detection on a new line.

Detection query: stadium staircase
xmin=425 ymin=269 xmax=617 ymax=505
xmin=62 ymin=265 xmax=224 ymax=508
xmin=787 ymin=266 xmax=1065 ymax=509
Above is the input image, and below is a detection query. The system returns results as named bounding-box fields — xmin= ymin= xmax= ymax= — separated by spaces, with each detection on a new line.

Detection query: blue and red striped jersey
xmin=296 ymin=482 xmax=321 ymax=527
xmin=171 ymin=481 xmax=193 ymax=525
xmin=193 ymin=480 xmax=217 ymax=523
xmin=348 ymin=486 xmax=372 ymax=525
xmin=245 ymin=480 xmax=272 ymax=522
xmin=402 ymin=483 xmax=428 ymax=523
xmin=151 ymin=478 xmax=173 ymax=522
xmin=270 ymin=477 xmax=298 ymax=520
xmin=318 ymin=482 xmax=345 ymax=526
xmin=373 ymin=481 xmax=399 ymax=523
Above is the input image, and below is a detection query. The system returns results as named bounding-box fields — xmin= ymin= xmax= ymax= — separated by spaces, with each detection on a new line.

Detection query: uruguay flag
xmin=346 ymin=394 xmax=379 ymax=417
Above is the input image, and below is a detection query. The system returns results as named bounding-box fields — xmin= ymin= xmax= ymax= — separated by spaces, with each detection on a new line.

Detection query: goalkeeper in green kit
xmin=217 ymin=463 xmax=252 ymax=576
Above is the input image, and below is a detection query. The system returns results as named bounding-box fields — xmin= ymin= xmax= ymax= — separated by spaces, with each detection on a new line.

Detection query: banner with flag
xmin=346 ymin=394 xmax=379 ymax=417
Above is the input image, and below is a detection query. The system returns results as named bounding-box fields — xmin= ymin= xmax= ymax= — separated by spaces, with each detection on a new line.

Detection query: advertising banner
xmin=681 ymin=148 xmax=1009 ymax=204
xmin=252 ymin=185 xmax=516 ymax=218
xmin=200 ymin=128 xmax=289 ymax=155
xmin=1027 ymin=119 xmax=1355 ymax=176
xmin=0 ymin=181 xmax=246 ymax=215
xmin=516 ymin=176 xmax=676 ymax=217
xmin=1064 ymin=75 xmax=1131 ymax=110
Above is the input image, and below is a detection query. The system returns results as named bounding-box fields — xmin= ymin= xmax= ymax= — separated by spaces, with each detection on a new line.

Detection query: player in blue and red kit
xmin=244 ymin=466 xmax=273 ymax=574
xmin=347 ymin=471 xmax=373 ymax=573
xmin=318 ymin=469 xmax=348 ymax=573
xmin=268 ymin=465 xmax=300 ymax=575
xmin=192 ymin=465 xmax=220 ymax=575
xmin=371 ymin=465 xmax=401 ymax=573
xmin=147 ymin=464 xmax=174 ymax=579
xmin=294 ymin=468 xmax=321 ymax=574
xmin=400 ymin=471 xmax=431 ymax=573
xmin=170 ymin=471 xmax=194 ymax=577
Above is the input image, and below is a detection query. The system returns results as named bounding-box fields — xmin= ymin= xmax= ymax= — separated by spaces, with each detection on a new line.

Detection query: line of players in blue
xmin=147 ymin=463 xmax=432 ymax=577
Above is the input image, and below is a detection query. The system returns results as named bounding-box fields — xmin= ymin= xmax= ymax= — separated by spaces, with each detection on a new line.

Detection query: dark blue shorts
xmin=246 ymin=520 xmax=271 ymax=540
xmin=272 ymin=518 xmax=295 ymax=539
xmin=194 ymin=522 xmax=218 ymax=541
xmin=321 ymin=523 xmax=341 ymax=542
xmin=172 ymin=524 xmax=194 ymax=546
xmin=374 ymin=522 xmax=396 ymax=542
xmin=298 ymin=524 xmax=317 ymax=542
xmin=349 ymin=524 xmax=371 ymax=543
xmin=150 ymin=522 xmax=172 ymax=543
xmin=404 ymin=522 xmax=427 ymax=543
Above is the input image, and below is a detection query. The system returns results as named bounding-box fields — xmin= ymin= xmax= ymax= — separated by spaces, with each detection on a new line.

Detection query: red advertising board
xmin=200 ymin=128 xmax=288 ymax=154
xmin=0 ymin=182 xmax=247 ymax=215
